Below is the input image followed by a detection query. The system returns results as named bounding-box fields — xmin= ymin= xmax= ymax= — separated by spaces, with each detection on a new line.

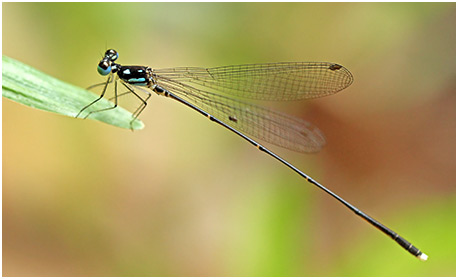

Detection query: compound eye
xmin=105 ymin=49 xmax=118 ymax=61
xmin=97 ymin=61 xmax=111 ymax=76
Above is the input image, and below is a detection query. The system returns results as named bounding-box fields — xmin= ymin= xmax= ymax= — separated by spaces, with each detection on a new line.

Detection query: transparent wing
xmin=153 ymin=62 xmax=353 ymax=101
xmin=156 ymin=77 xmax=326 ymax=153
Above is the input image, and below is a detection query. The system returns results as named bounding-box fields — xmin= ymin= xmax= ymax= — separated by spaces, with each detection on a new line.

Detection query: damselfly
xmin=76 ymin=49 xmax=427 ymax=261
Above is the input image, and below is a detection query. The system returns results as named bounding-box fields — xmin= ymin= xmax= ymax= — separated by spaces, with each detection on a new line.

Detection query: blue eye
xmin=110 ymin=52 xmax=119 ymax=61
xmin=105 ymin=49 xmax=119 ymax=62
xmin=97 ymin=63 xmax=111 ymax=76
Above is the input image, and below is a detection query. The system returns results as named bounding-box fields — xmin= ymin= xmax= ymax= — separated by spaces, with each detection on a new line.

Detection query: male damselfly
xmin=76 ymin=49 xmax=427 ymax=261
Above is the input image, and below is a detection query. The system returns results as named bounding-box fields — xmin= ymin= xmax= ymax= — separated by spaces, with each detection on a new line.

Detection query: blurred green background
xmin=2 ymin=2 xmax=455 ymax=276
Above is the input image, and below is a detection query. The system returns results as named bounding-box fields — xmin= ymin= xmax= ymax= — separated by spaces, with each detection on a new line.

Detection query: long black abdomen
xmin=118 ymin=66 xmax=149 ymax=86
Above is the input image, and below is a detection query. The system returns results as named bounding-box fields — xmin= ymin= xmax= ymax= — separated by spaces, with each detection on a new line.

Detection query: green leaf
xmin=2 ymin=55 xmax=144 ymax=130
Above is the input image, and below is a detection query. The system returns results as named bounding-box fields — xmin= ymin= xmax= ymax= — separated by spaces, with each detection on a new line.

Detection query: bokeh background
xmin=2 ymin=2 xmax=455 ymax=276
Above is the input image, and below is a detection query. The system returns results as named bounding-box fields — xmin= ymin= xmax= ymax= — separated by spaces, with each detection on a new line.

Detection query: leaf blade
xmin=2 ymin=55 xmax=144 ymax=130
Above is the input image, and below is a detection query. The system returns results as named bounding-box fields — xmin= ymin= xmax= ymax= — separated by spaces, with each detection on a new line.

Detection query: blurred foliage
xmin=3 ymin=2 xmax=455 ymax=276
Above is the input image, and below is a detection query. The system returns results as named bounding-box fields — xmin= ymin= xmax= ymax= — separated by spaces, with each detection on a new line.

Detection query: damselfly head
xmin=97 ymin=49 xmax=119 ymax=76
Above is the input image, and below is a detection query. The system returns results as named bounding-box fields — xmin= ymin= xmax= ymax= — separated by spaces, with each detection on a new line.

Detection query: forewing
xmin=153 ymin=62 xmax=353 ymax=101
